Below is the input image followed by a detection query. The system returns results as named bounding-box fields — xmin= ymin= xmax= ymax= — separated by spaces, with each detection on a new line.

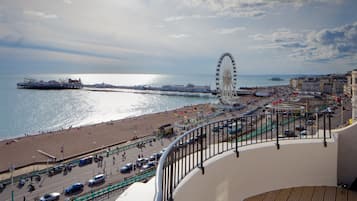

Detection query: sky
xmin=0 ymin=0 xmax=357 ymax=75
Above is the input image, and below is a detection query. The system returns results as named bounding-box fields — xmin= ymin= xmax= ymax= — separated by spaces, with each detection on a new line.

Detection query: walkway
xmin=244 ymin=186 xmax=357 ymax=201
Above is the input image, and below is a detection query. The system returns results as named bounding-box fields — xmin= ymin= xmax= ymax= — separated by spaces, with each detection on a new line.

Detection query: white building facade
xmin=352 ymin=70 xmax=357 ymax=121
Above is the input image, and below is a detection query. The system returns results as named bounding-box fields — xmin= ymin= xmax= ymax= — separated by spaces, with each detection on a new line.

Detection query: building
xmin=291 ymin=75 xmax=346 ymax=95
xmin=300 ymin=77 xmax=321 ymax=93
xmin=344 ymin=71 xmax=353 ymax=97
xmin=352 ymin=70 xmax=357 ymax=120
xmin=289 ymin=78 xmax=302 ymax=89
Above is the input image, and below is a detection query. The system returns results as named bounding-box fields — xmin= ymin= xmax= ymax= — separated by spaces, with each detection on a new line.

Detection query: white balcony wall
xmin=174 ymin=138 xmax=337 ymax=201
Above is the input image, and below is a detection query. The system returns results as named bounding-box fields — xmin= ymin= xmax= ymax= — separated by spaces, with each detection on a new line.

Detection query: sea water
xmin=0 ymin=73 xmax=297 ymax=139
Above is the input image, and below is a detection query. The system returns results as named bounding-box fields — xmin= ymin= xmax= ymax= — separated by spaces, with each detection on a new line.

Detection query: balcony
xmin=118 ymin=112 xmax=357 ymax=201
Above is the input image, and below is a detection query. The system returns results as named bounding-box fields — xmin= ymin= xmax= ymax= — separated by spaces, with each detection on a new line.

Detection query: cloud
xmin=64 ymin=0 xmax=72 ymax=4
xmin=164 ymin=14 xmax=217 ymax=22
xmin=251 ymin=21 xmax=357 ymax=62
xmin=178 ymin=0 xmax=269 ymax=18
xmin=180 ymin=0 xmax=343 ymax=18
xmin=24 ymin=10 xmax=58 ymax=19
xmin=216 ymin=26 xmax=246 ymax=34
xmin=169 ymin=34 xmax=190 ymax=39
xmin=0 ymin=39 xmax=122 ymax=61
xmin=218 ymin=9 xmax=266 ymax=18
xmin=249 ymin=29 xmax=306 ymax=48
xmin=293 ymin=21 xmax=357 ymax=61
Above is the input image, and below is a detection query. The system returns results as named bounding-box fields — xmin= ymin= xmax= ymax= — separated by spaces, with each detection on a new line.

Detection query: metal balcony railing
xmin=154 ymin=112 xmax=332 ymax=201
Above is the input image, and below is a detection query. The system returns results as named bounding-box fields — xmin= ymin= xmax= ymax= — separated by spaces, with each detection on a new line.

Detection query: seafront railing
xmin=154 ymin=112 xmax=332 ymax=201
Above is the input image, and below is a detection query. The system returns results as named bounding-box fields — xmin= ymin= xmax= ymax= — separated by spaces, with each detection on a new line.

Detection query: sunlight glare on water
xmin=0 ymin=73 xmax=295 ymax=139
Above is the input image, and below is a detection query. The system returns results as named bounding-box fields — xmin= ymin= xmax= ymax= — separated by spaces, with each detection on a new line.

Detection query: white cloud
xmin=64 ymin=0 xmax=72 ymax=4
xmin=24 ymin=10 xmax=58 ymax=19
xmin=180 ymin=0 xmax=343 ymax=18
xmin=250 ymin=21 xmax=357 ymax=62
xmin=169 ymin=34 xmax=190 ymax=39
xmin=0 ymin=0 xmax=353 ymax=74
xmin=164 ymin=14 xmax=217 ymax=22
xmin=216 ymin=26 xmax=246 ymax=34
xmin=294 ymin=21 xmax=357 ymax=61
xmin=249 ymin=28 xmax=304 ymax=46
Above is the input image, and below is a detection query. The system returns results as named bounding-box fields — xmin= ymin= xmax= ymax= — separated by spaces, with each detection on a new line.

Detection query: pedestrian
xmin=23 ymin=196 xmax=26 ymax=201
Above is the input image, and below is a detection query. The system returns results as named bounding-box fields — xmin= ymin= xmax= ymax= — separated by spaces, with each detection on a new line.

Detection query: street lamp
xmin=32 ymin=156 xmax=36 ymax=173
xmin=341 ymin=97 xmax=344 ymax=126
xmin=10 ymin=164 xmax=15 ymax=201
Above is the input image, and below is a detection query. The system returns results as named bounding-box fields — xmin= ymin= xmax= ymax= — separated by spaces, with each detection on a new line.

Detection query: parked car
xmin=149 ymin=153 xmax=162 ymax=161
xmin=88 ymin=174 xmax=105 ymax=186
xmin=48 ymin=164 xmax=64 ymax=177
xmin=295 ymin=125 xmax=305 ymax=131
xmin=300 ymin=130 xmax=307 ymax=135
xmin=196 ymin=132 xmax=207 ymax=139
xmin=306 ymin=120 xmax=314 ymax=125
xmin=178 ymin=141 xmax=188 ymax=148
xmin=65 ymin=183 xmax=83 ymax=195
xmin=18 ymin=178 xmax=26 ymax=188
xmin=140 ymin=162 xmax=156 ymax=172
xmin=0 ymin=183 xmax=6 ymax=191
xmin=31 ymin=174 xmax=41 ymax=182
xmin=284 ymin=130 xmax=296 ymax=137
xmin=187 ymin=136 xmax=198 ymax=144
xmin=136 ymin=158 xmax=149 ymax=167
xmin=39 ymin=192 xmax=60 ymax=201
xmin=79 ymin=156 xmax=93 ymax=167
xmin=120 ymin=163 xmax=134 ymax=173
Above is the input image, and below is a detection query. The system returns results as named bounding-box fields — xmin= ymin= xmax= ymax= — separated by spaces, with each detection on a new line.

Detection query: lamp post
xmin=341 ymin=97 xmax=344 ymax=126
xmin=10 ymin=164 xmax=14 ymax=201
xmin=32 ymin=156 xmax=36 ymax=173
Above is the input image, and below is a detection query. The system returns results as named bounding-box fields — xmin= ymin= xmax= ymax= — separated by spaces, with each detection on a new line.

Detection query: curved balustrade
xmin=154 ymin=112 xmax=332 ymax=201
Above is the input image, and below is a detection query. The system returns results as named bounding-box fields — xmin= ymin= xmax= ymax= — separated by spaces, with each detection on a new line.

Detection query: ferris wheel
xmin=215 ymin=52 xmax=238 ymax=102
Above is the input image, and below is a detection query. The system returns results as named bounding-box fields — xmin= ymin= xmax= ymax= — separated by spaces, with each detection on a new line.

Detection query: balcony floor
xmin=244 ymin=186 xmax=357 ymax=201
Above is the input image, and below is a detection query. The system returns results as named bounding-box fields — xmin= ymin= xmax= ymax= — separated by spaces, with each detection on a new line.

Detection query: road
xmin=0 ymin=137 xmax=174 ymax=201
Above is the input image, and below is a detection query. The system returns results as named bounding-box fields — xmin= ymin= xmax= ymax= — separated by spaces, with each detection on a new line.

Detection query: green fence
xmin=237 ymin=116 xmax=301 ymax=142
xmin=0 ymin=136 xmax=158 ymax=186
xmin=74 ymin=170 xmax=156 ymax=201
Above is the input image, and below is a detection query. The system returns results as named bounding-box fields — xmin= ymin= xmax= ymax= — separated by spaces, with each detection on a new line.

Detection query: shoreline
xmin=0 ymin=103 xmax=215 ymax=173
xmin=0 ymin=102 xmax=213 ymax=142
xmin=0 ymin=84 xmax=287 ymax=142
xmin=0 ymin=85 xmax=288 ymax=174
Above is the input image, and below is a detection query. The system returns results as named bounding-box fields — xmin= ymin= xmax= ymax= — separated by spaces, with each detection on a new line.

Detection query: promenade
xmin=0 ymin=104 xmax=212 ymax=174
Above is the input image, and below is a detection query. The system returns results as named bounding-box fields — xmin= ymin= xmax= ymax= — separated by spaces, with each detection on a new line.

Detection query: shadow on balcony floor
xmin=244 ymin=186 xmax=357 ymax=201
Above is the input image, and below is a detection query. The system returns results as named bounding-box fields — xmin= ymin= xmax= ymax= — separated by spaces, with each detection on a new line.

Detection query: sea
xmin=0 ymin=73 xmax=298 ymax=139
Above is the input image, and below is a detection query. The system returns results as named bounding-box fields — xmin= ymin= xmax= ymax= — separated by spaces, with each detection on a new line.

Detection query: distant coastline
xmin=0 ymin=73 xmax=295 ymax=139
